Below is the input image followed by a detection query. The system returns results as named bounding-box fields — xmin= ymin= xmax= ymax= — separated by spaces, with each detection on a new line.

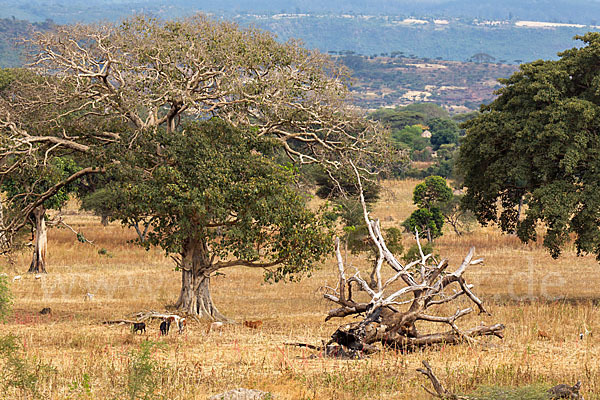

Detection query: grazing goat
xmin=39 ymin=307 xmax=52 ymax=315
xmin=177 ymin=318 xmax=186 ymax=334
xmin=132 ymin=322 xmax=146 ymax=334
xmin=207 ymin=321 xmax=224 ymax=334
xmin=159 ymin=319 xmax=171 ymax=336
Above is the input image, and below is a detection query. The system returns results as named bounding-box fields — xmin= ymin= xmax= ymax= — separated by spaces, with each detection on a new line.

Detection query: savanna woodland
xmin=0 ymin=14 xmax=598 ymax=400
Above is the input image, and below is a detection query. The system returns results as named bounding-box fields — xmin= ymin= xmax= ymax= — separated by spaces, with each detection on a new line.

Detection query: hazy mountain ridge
xmin=1 ymin=1 xmax=599 ymax=63
xmin=236 ymin=14 xmax=595 ymax=63
xmin=3 ymin=0 xmax=600 ymax=25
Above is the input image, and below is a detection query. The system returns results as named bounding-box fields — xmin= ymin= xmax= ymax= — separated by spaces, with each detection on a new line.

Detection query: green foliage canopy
xmin=391 ymin=125 xmax=429 ymax=152
xmin=413 ymin=175 xmax=453 ymax=210
xmin=428 ymin=118 xmax=460 ymax=151
xmin=2 ymin=157 xmax=80 ymax=213
xmin=458 ymin=32 xmax=600 ymax=258
xmin=370 ymin=103 xmax=449 ymax=132
xmin=404 ymin=176 xmax=453 ymax=241
xmin=403 ymin=207 xmax=445 ymax=240
xmin=92 ymin=120 xmax=333 ymax=282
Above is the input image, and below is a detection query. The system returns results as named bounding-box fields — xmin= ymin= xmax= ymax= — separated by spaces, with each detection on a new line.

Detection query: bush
xmin=403 ymin=208 xmax=445 ymax=240
xmin=469 ymin=384 xmax=552 ymax=400
xmin=0 ymin=274 xmax=12 ymax=322
xmin=402 ymin=242 xmax=437 ymax=264
xmin=125 ymin=340 xmax=165 ymax=400
xmin=0 ymin=334 xmax=55 ymax=397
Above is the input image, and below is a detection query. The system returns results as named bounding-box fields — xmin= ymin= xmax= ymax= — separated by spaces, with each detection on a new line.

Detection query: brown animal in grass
xmin=538 ymin=330 xmax=551 ymax=340
xmin=243 ymin=320 xmax=263 ymax=329
xmin=132 ymin=322 xmax=146 ymax=334
xmin=177 ymin=318 xmax=186 ymax=334
xmin=39 ymin=307 xmax=52 ymax=315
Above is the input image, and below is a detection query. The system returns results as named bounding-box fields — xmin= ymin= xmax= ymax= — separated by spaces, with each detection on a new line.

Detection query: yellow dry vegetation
xmin=1 ymin=179 xmax=599 ymax=399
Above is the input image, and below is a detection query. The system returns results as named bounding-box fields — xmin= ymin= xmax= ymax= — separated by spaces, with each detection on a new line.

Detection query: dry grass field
xmin=1 ymin=179 xmax=599 ymax=399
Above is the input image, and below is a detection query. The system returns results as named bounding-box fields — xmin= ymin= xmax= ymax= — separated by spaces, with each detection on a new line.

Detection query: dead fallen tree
xmin=318 ymin=166 xmax=504 ymax=356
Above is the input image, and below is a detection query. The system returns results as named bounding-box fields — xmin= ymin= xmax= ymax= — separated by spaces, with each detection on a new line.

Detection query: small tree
xmin=439 ymin=195 xmax=476 ymax=236
xmin=404 ymin=176 xmax=453 ymax=241
xmin=413 ymin=175 xmax=453 ymax=209
xmin=2 ymin=157 xmax=79 ymax=273
xmin=91 ymin=120 xmax=333 ymax=320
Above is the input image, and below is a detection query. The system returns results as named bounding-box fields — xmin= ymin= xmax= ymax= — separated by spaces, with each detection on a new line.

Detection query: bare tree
xmin=320 ymin=167 xmax=504 ymax=355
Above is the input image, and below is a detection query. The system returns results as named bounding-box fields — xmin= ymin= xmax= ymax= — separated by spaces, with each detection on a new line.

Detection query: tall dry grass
xmin=0 ymin=179 xmax=598 ymax=399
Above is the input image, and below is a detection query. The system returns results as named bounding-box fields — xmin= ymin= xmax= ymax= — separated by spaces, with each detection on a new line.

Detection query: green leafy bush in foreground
xmin=469 ymin=384 xmax=552 ymax=400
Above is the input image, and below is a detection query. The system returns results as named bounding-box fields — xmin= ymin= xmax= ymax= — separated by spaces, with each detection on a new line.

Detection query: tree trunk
xmin=28 ymin=206 xmax=47 ymax=273
xmin=0 ymin=198 xmax=7 ymax=250
xmin=174 ymin=239 xmax=227 ymax=321
xmin=512 ymin=195 xmax=524 ymax=235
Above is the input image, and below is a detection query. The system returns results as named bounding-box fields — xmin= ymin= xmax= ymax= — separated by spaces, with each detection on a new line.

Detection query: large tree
xmin=0 ymin=16 xmax=387 ymax=253
xmin=89 ymin=119 xmax=332 ymax=320
xmin=458 ymin=33 xmax=600 ymax=258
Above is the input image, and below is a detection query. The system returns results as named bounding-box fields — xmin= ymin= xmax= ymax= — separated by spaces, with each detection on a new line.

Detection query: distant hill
xmin=0 ymin=5 xmax=580 ymax=112
xmin=235 ymin=14 xmax=595 ymax=63
xmin=0 ymin=2 xmax=598 ymax=63
xmin=0 ymin=17 xmax=55 ymax=67
xmin=340 ymin=55 xmax=518 ymax=112
xmin=3 ymin=0 xmax=600 ymax=25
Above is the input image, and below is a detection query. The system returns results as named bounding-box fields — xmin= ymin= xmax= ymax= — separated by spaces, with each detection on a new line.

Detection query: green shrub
xmin=124 ymin=340 xmax=165 ymax=400
xmin=469 ymin=384 xmax=551 ymax=400
xmin=0 ymin=274 xmax=12 ymax=322
xmin=402 ymin=242 xmax=437 ymax=264
xmin=0 ymin=334 xmax=55 ymax=398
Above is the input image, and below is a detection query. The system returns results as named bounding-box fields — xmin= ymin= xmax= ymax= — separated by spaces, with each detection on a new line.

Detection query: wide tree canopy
xmin=458 ymin=32 xmax=600 ymax=259
xmin=85 ymin=119 xmax=333 ymax=319
xmin=0 ymin=14 xmax=388 ymax=253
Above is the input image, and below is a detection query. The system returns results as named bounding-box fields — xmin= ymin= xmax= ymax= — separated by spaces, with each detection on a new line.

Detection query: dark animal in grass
xmin=39 ymin=307 xmax=52 ymax=315
xmin=548 ymin=381 xmax=584 ymax=399
xmin=160 ymin=319 xmax=171 ymax=336
xmin=132 ymin=322 xmax=146 ymax=334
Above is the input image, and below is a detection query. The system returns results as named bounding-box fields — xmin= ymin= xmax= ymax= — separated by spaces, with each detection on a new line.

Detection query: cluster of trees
xmin=2 ymin=13 xmax=600 ymax=323
xmin=367 ymin=32 xmax=600 ymax=264
xmin=370 ymin=103 xmax=464 ymax=178
xmin=0 ymin=15 xmax=391 ymax=320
